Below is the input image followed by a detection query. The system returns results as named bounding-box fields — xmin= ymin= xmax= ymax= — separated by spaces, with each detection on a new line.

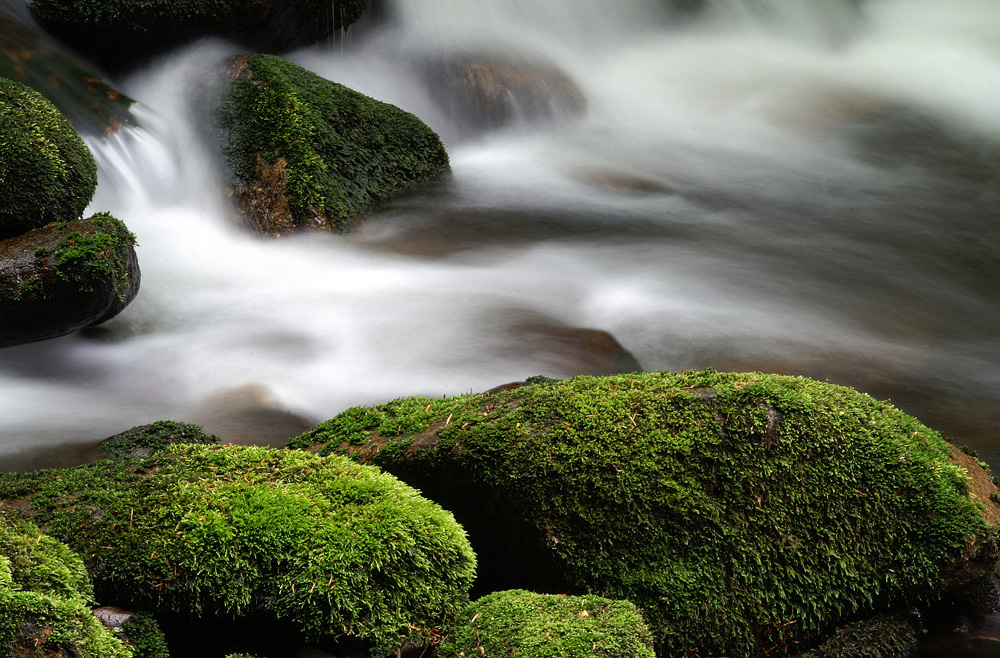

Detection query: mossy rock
xmin=97 ymin=420 xmax=220 ymax=461
xmin=0 ymin=77 xmax=97 ymax=240
xmin=0 ymin=4 xmax=133 ymax=135
xmin=439 ymin=589 xmax=655 ymax=658
xmin=288 ymin=370 xmax=1000 ymax=657
xmin=0 ymin=510 xmax=129 ymax=658
xmin=0 ymin=212 xmax=140 ymax=347
xmin=219 ymin=54 xmax=450 ymax=236
xmin=801 ymin=612 xmax=917 ymax=658
xmin=26 ymin=0 xmax=369 ymax=73
xmin=0 ymin=443 xmax=477 ymax=655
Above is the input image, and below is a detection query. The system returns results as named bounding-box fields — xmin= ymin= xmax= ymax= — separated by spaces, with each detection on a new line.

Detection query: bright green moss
xmin=45 ymin=212 xmax=138 ymax=303
xmin=0 ymin=511 xmax=129 ymax=658
xmin=219 ymin=54 xmax=449 ymax=234
xmin=0 ymin=444 xmax=477 ymax=655
xmin=0 ymin=77 xmax=97 ymax=240
xmin=293 ymin=370 xmax=995 ymax=657
xmin=439 ymin=590 xmax=656 ymax=658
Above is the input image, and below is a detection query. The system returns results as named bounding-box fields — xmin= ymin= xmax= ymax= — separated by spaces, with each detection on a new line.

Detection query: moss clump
xmin=801 ymin=613 xmax=917 ymax=658
xmin=439 ymin=590 xmax=655 ymax=658
xmin=291 ymin=370 xmax=997 ymax=657
xmin=98 ymin=420 xmax=220 ymax=461
xmin=0 ymin=510 xmax=129 ymax=658
xmin=0 ymin=77 xmax=97 ymax=240
xmin=219 ymin=54 xmax=449 ymax=235
xmin=44 ymin=212 xmax=138 ymax=305
xmin=121 ymin=612 xmax=170 ymax=658
xmin=0 ymin=444 xmax=477 ymax=655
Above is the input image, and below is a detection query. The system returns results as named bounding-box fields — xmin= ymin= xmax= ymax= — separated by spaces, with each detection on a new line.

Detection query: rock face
xmin=0 ymin=77 xmax=97 ymax=240
xmin=289 ymin=370 xmax=1000 ymax=657
xmin=26 ymin=0 xmax=370 ymax=73
xmin=219 ymin=54 xmax=450 ymax=236
xmin=422 ymin=52 xmax=586 ymax=137
xmin=0 ymin=213 xmax=140 ymax=347
xmin=439 ymin=589 xmax=656 ymax=658
xmin=0 ymin=441 xmax=477 ymax=655
xmin=0 ymin=4 xmax=134 ymax=134
xmin=0 ymin=510 xmax=129 ymax=658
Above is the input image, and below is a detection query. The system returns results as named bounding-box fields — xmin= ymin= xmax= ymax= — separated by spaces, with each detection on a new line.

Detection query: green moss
xmin=0 ymin=510 xmax=129 ymax=658
xmin=439 ymin=590 xmax=655 ymax=658
xmin=98 ymin=421 xmax=220 ymax=461
xmin=293 ymin=370 xmax=995 ymax=657
xmin=121 ymin=612 xmax=170 ymax=658
xmin=220 ymin=54 xmax=449 ymax=234
xmin=0 ymin=77 xmax=97 ymax=239
xmin=801 ymin=613 xmax=917 ymax=658
xmin=0 ymin=444 xmax=477 ymax=655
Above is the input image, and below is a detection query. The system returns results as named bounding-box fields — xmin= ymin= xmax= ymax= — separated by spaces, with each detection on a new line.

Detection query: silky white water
xmin=1 ymin=0 xmax=998 ymax=472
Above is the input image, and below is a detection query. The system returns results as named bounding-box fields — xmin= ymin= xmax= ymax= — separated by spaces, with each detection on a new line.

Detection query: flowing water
xmin=2 ymin=0 xmax=999 ymax=473
xmin=2 ymin=0 xmax=1000 ymax=650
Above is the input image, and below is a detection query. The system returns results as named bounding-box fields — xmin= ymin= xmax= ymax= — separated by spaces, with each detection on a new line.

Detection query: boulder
xmin=0 ymin=3 xmax=134 ymax=134
xmin=0 ymin=510 xmax=129 ymax=658
xmin=0 ymin=212 xmax=140 ymax=347
xmin=288 ymin=370 xmax=1000 ymax=657
xmin=0 ymin=77 xmax=97 ymax=240
xmin=421 ymin=52 xmax=586 ymax=137
xmin=219 ymin=54 xmax=450 ymax=236
xmin=0 ymin=440 xmax=477 ymax=655
xmin=438 ymin=589 xmax=655 ymax=658
xmin=26 ymin=0 xmax=370 ymax=73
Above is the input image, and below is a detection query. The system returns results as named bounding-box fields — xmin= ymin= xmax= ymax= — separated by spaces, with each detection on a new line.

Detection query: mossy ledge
xmin=219 ymin=54 xmax=450 ymax=236
xmin=0 ymin=77 xmax=97 ymax=240
xmin=1 ymin=509 xmax=129 ymax=658
xmin=0 ymin=442 xmax=477 ymax=655
xmin=288 ymin=370 xmax=1000 ymax=657
xmin=438 ymin=589 xmax=656 ymax=658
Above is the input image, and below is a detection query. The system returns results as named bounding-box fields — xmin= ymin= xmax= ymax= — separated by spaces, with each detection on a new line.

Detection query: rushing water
xmin=0 ymin=0 xmax=998 ymax=486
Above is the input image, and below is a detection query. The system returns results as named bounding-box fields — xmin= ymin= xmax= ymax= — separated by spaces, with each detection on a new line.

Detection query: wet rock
xmin=290 ymin=370 xmax=1000 ymax=657
xmin=504 ymin=313 xmax=643 ymax=376
xmin=0 ymin=78 xmax=97 ymax=240
xmin=0 ymin=3 xmax=133 ymax=134
xmin=219 ymin=54 xmax=449 ymax=236
xmin=421 ymin=52 xmax=586 ymax=137
xmin=190 ymin=385 xmax=317 ymax=447
xmin=0 ymin=213 xmax=140 ymax=348
xmin=26 ymin=0 xmax=370 ymax=74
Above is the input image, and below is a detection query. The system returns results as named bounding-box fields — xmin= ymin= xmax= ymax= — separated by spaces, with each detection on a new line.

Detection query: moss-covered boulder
xmin=0 ymin=77 xmax=97 ymax=240
xmin=219 ymin=54 xmax=450 ymax=236
xmin=26 ymin=0 xmax=369 ymax=73
xmin=0 ymin=443 xmax=477 ymax=655
xmin=801 ymin=612 xmax=918 ymax=658
xmin=0 ymin=212 xmax=140 ymax=347
xmin=439 ymin=590 xmax=655 ymax=658
xmin=0 ymin=4 xmax=133 ymax=134
xmin=288 ymin=370 xmax=1000 ymax=657
xmin=421 ymin=52 xmax=587 ymax=138
xmin=0 ymin=510 xmax=129 ymax=658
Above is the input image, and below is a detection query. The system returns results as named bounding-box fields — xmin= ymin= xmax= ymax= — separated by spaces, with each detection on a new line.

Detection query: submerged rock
xmin=0 ymin=510 xmax=129 ymax=658
xmin=0 ymin=213 xmax=140 ymax=347
xmin=26 ymin=0 xmax=370 ymax=73
xmin=439 ymin=589 xmax=656 ymax=658
xmin=0 ymin=3 xmax=134 ymax=134
xmin=0 ymin=77 xmax=97 ymax=240
xmin=219 ymin=54 xmax=450 ymax=236
xmin=0 ymin=443 xmax=477 ymax=655
xmin=421 ymin=52 xmax=587 ymax=137
xmin=289 ymin=370 xmax=1000 ymax=657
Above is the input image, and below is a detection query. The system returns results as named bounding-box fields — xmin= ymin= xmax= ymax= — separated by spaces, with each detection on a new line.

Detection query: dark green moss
xmin=45 ymin=212 xmax=138 ymax=304
xmin=98 ymin=420 xmax=220 ymax=461
xmin=439 ymin=590 xmax=655 ymax=658
xmin=292 ymin=370 xmax=996 ymax=657
xmin=801 ymin=613 xmax=917 ymax=658
xmin=0 ymin=510 xmax=128 ymax=657
xmin=220 ymin=54 xmax=449 ymax=234
xmin=0 ymin=444 xmax=477 ymax=655
xmin=0 ymin=77 xmax=97 ymax=240
xmin=122 ymin=612 xmax=171 ymax=658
